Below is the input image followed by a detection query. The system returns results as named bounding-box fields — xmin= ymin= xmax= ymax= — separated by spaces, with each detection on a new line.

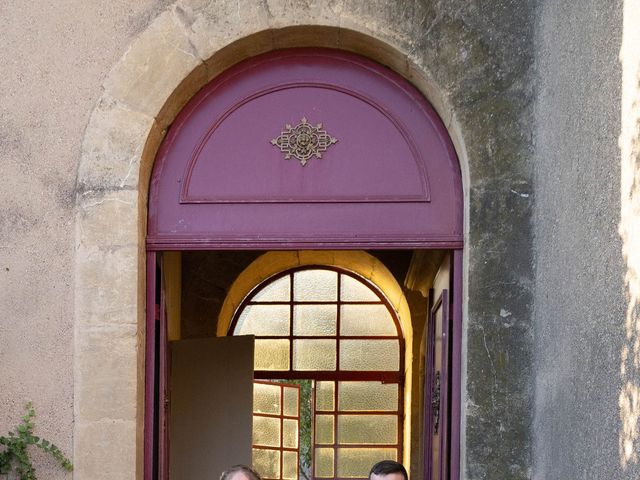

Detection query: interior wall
xmin=404 ymin=251 xmax=445 ymax=478
xmin=181 ymin=251 xmax=261 ymax=338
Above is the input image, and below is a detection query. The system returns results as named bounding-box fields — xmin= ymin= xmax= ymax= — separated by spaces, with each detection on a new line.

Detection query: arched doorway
xmin=145 ymin=48 xmax=463 ymax=480
xmin=230 ymin=265 xmax=404 ymax=480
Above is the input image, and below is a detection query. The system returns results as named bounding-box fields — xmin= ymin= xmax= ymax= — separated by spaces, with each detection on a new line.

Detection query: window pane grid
xmin=252 ymin=446 xmax=301 ymax=452
xmin=313 ymin=380 xmax=401 ymax=480
xmin=253 ymin=381 xmax=300 ymax=480
xmin=235 ymin=268 xmax=403 ymax=480
xmin=254 ymin=412 xmax=301 ymax=420
xmin=231 ymin=269 xmax=402 ymax=376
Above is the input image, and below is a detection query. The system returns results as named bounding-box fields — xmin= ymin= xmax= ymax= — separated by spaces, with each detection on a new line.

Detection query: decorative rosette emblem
xmin=270 ymin=117 xmax=338 ymax=166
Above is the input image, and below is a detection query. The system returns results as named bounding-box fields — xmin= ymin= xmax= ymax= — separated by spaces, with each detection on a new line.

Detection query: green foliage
xmin=285 ymin=380 xmax=313 ymax=480
xmin=0 ymin=403 xmax=72 ymax=480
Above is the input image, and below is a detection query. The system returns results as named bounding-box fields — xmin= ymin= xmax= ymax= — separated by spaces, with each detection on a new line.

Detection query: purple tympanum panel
xmin=148 ymin=49 xmax=462 ymax=249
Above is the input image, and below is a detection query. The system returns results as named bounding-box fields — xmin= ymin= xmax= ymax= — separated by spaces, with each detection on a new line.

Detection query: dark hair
xmin=369 ymin=460 xmax=408 ymax=479
xmin=220 ymin=465 xmax=262 ymax=480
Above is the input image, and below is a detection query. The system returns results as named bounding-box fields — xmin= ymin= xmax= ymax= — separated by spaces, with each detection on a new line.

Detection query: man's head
xmin=369 ymin=460 xmax=408 ymax=480
xmin=219 ymin=465 xmax=262 ymax=480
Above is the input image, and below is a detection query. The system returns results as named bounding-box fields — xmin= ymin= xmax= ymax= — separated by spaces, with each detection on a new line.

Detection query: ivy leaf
xmin=0 ymin=403 xmax=73 ymax=479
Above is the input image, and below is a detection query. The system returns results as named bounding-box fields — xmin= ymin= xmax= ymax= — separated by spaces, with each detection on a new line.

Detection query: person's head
xmin=369 ymin=460 xmax=408 ymax=480
xmin=220 ymin=465 xmax=262 ymax=480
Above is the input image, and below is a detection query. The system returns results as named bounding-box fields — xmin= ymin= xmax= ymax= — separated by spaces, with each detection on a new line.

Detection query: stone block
xmin=343 ymin=25 xmax=411 ymax=72
xmin=338 ymin=1 xmax=419 ymax=49
xmin=76 ymin=189 xmax=139 ymax=249
xmin=175 ymin=0 xmax=270 ymax=63
xmin=201 ymin=29 xmax=274 ymax=83
xmin=78 ymin=96 xmax=155 ymax=193
xmin=155 ymin=61 xmax=209 ymax=130
xmin=74 ymin=420 xmax=137 ymax=480
xmin=75 ymin=244 xmax=139 ymax=326
xmin=75 ymin=324 xmax=138 ymax=422
xmin=264 ymin=0 xmax=341 ymax=29
xmin=271 ymin=25 xmax=341 ymax=50
xmin=103 ymin=10 xmax=203 ymax=119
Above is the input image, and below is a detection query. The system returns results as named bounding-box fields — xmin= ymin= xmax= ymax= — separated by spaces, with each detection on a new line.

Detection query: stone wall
xmin=0 ymin=1 xmax=546 ymax=478
xmin=533 ymin=1 xmax=640 ymax=478
xmin=0 ymin=1 xmax=172 ymax=479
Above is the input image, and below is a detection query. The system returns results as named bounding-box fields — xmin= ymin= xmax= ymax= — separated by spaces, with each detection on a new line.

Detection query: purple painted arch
xmin=147 ymin=48 xmax=462 ymax=249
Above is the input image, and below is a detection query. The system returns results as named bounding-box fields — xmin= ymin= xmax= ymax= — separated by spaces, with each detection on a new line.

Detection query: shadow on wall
xmin=619 ymin=0 xmax=640 ymax=469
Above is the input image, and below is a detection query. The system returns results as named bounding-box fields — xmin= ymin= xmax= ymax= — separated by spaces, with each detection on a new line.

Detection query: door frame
xmin=144 ymin=247 xmax=463 ymax=480
xmin=143 ymin=47 xmax=463 ymax=480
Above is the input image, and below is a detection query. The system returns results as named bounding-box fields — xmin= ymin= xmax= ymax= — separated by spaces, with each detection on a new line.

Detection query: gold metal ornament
xmin=270 ymin=117 xmax=338 ymax=166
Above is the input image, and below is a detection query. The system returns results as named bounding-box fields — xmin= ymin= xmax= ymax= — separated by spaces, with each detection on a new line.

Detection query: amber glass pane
xmin=339 ymin=340 xmax=399 ymax=371
xmin=337 ymin=415 xmax=398 ymax=444
xmin=283 ymin=386 xmax=299 ymax=417
xmin=340 ymin=274 xmax=380 ymax=301
xmin=293 ymin=304 xmax=337 ymax=336
xmin=253 ymin=416 xmax=281 ymax=447
xmin=283 ymin=418 xmax=299 ymax=448
xmin=282 ymin=451 xmax=298 ymax=480
xmin=255 ymin=339 xmax=290 ymax=371
xmin=294 ymin=269 xmax=337 ymax=301
xmin=253 ymin=382 xmax=281 ymax=415
xmin=293 ymin=339 xmax=336 ymax=371
xmin=252 ymin=274 xmax=291 ymax=301
xmin=236 ymin=304 xmax=290 ymax=336
xmin=338 ymin=382 xmax=398 ymax=411
xmin=340 ymin=305 xmax=396 ymax=336
xmin=253 ymin=448 xmax=280 ymax=479
xmin=315 ymin=414 xmax=334 ymax=445
xmin=336 ymin=448 xmax=397 ymax=478
xmin=316 ymin=381 xmax=335 ymax=411
xmin=314 ymin=448 xmax=335 ymax=478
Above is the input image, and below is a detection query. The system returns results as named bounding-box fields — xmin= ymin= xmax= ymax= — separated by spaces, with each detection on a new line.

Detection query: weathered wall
xmin=422 ymin=3 xmax=537 ymax=477
xmin=0 ymin=1 xmax=541 ymax=479
xmin=533 ymin=1 xmax=636 ymax=478
xmin=0 ymin=1 xmax=173 ymax=478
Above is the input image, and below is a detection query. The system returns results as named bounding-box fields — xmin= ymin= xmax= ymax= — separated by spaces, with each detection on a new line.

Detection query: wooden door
xmin=168 ymin=336 xmax=255 ymax=480
xmin=425 ymin=255 xmax=453 ymax=480
xmin=145 ymin=47 xmax=465 ymax=480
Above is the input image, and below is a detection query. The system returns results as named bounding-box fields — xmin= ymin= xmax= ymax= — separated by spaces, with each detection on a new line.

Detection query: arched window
xmin=230 ymin=266 xmax=403 ymax=480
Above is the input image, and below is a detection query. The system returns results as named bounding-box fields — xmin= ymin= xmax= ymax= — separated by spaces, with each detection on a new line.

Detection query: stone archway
xmin=74 ymin=10 xmax=469 ymax=478
xmin=75 ymin=2 xmax=535 ymax=479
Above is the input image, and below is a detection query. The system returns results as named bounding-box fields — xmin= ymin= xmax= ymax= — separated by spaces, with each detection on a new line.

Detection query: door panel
xmin=426 ymin=253 xmax=452 ymax=480
xmin=431 ymin=290 xmax=450 ymax=480
xmin=169 ymin=336 xmax=255 ymax=480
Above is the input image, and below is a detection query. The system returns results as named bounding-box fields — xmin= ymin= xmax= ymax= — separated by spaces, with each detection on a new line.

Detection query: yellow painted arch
xmin=217 ymin=250 xmax=414 ymax=467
